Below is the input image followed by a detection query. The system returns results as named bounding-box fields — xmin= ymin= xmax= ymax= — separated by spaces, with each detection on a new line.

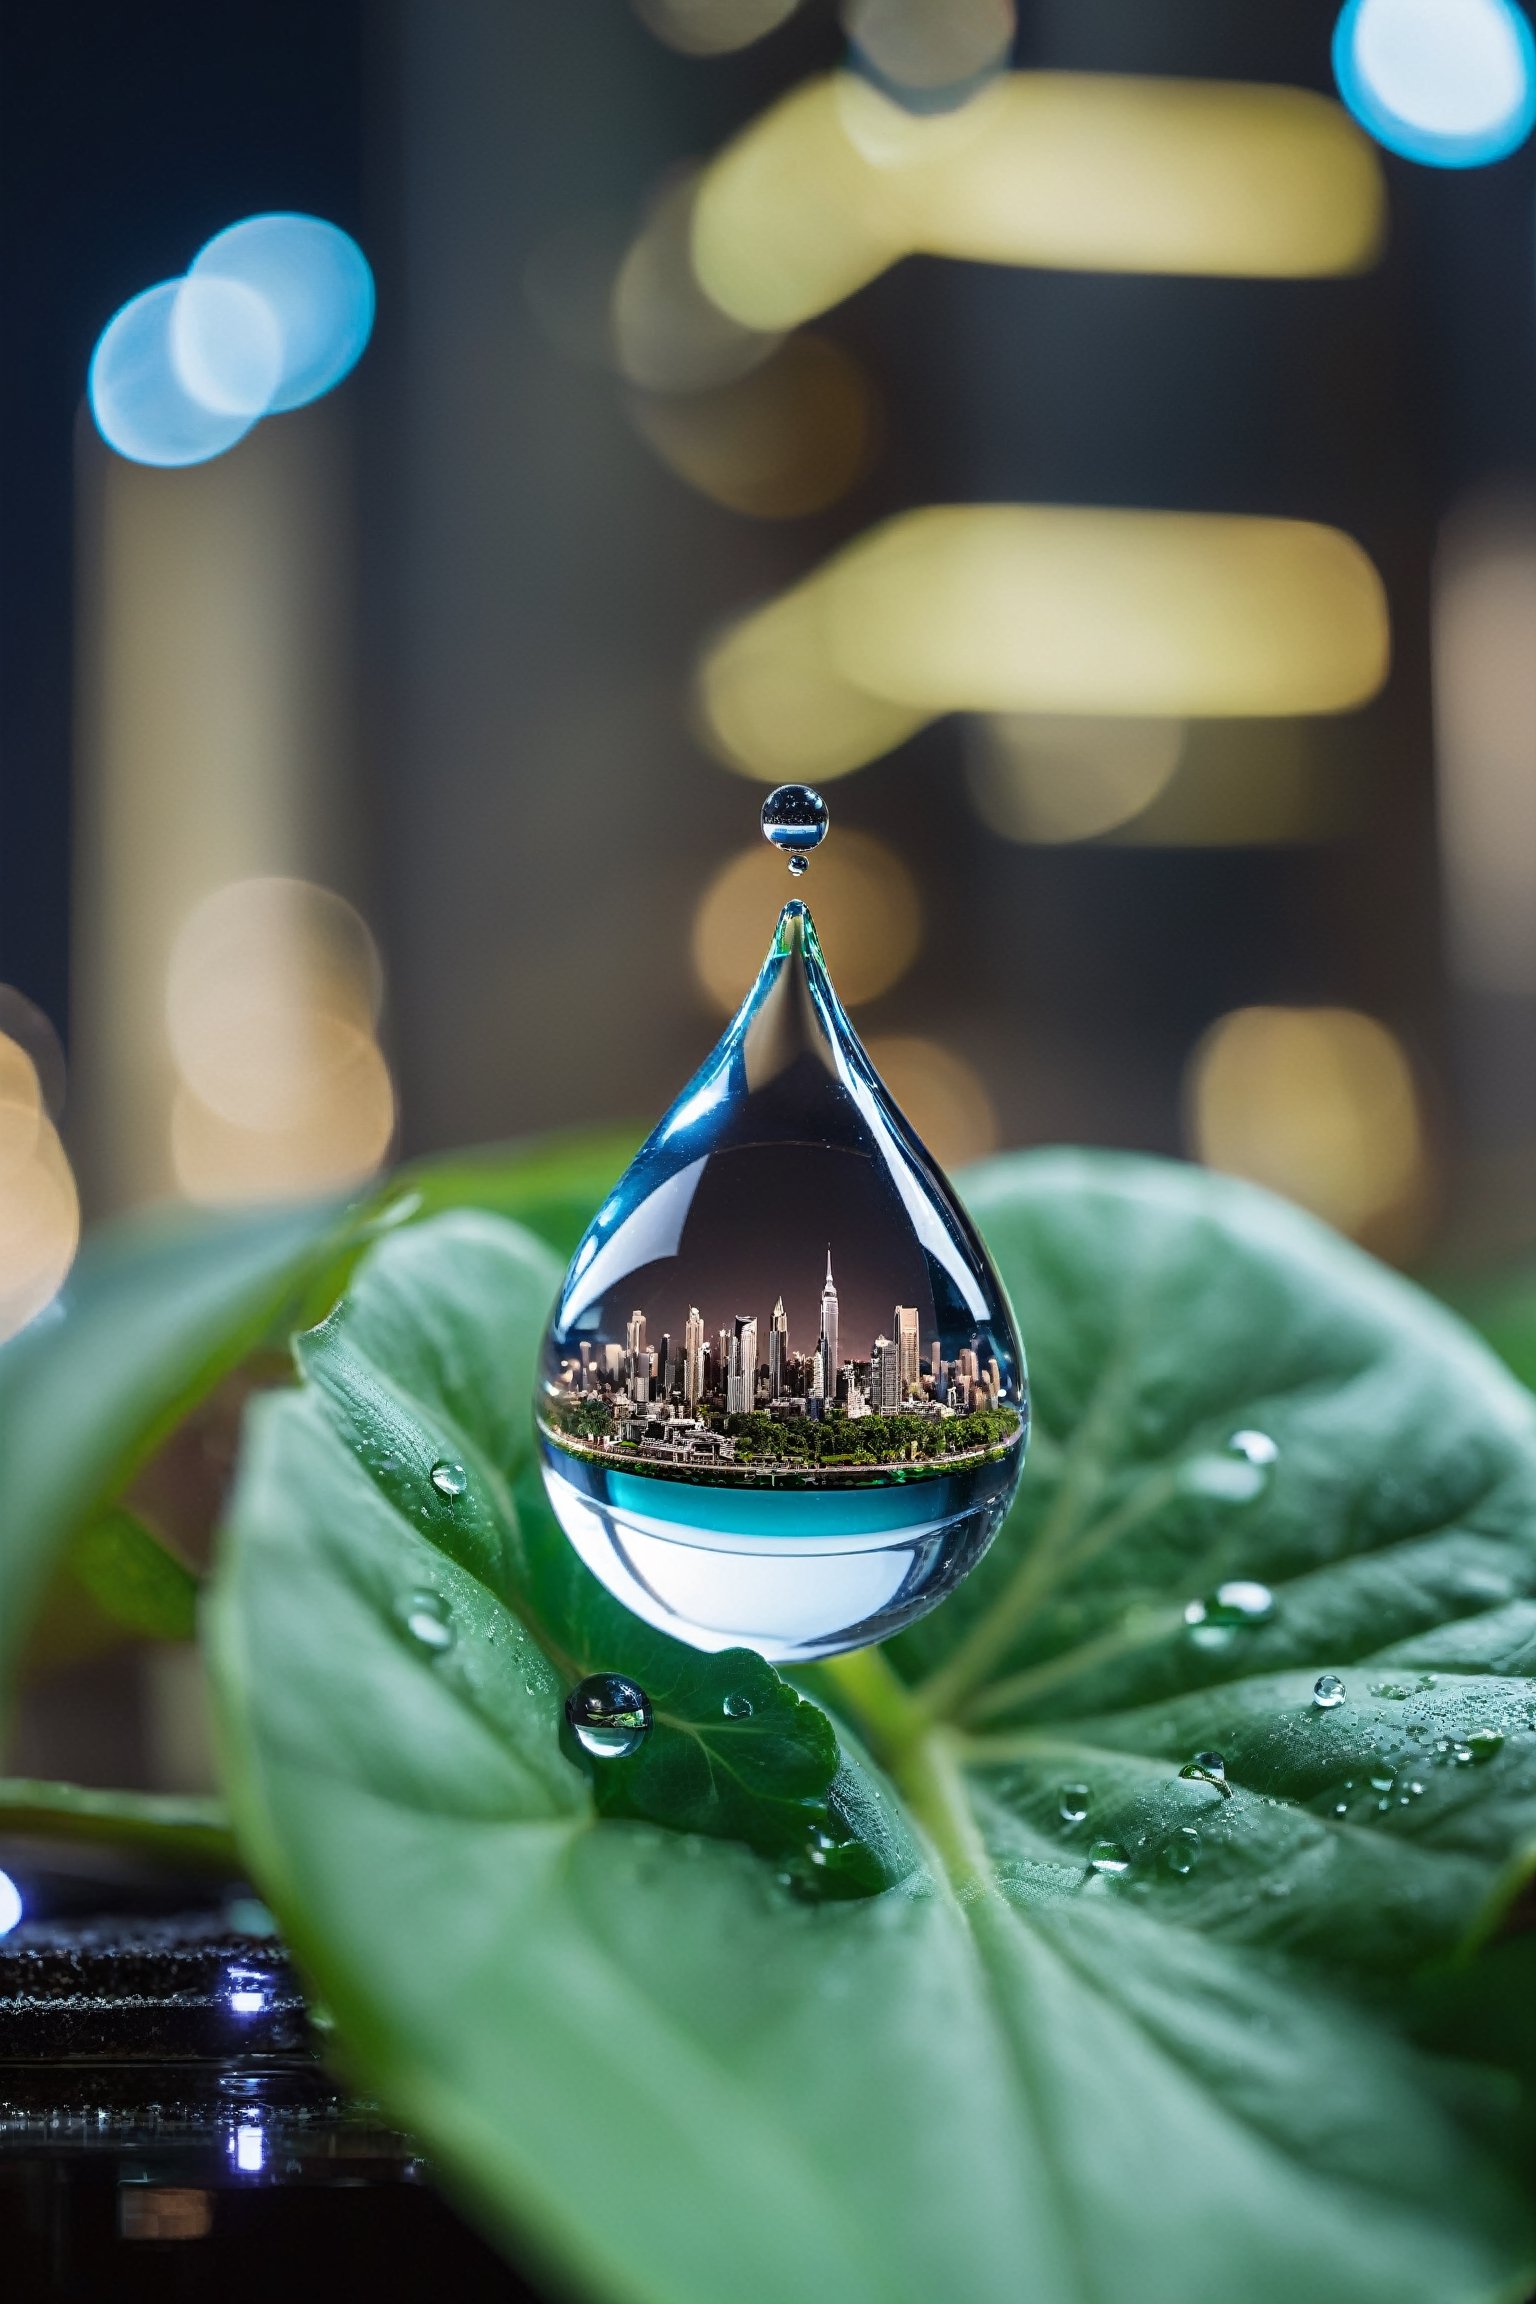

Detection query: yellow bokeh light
xmin=0 ymin=1110 xmax=80 ymax=1344
xmin=693 ymin=71 xmax=1385 ymax=332
xmin=696 ymin=580 xmax=927 ymax=782
xmin=862 ymin=1034 xmax=1000 ymax=1169
xmin=629 ymin=332 xmax=878 ymax=519
xmin=1185 ymin=1006 xmax=1429 ymax=1252
xmin=612 ymin=176 xmax=781 ymax=396
xmin=171 ymin=1041 xmax=396 ymax=1207
xmin=844 ymin=0 xmax=1015 ymax=99
xmin=692 ymin=833 xmax=921 ymax=1013
xmin=698 ymin=506 xmax=1389 ymax=779
xmin=966 ymin=715 xmax=1185 ymax=843
xmin=631 ymin=0 xmax=802 ymax=54
xmin=0 ymin=1032 xmax=44 ymax=1183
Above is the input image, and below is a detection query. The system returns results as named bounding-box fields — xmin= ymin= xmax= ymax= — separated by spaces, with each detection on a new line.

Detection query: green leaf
xmin=1442 ymin=1262 xmax=1536 ymax=1397
xmin=287 ymin=1210 xmax=857 ymax=1867
xmin=0 ymin=1201 xmax=342 ymax=1683
xmin=208 ymin=1153 xmax=1536 ymax=2304
xmin=0 ymin=1777 xmax=236 ymax=1869
xmin=65 ymin=1506 xmax=199 ymax=1643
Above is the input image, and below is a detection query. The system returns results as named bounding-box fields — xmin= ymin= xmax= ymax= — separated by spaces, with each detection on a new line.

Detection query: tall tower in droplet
xmin=535 ymin=783 xmax=1027 ymax=1660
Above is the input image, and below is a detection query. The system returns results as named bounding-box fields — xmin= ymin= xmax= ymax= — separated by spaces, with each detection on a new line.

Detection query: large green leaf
xmin=208 ymin=1154 xmax=1536 ymax=2304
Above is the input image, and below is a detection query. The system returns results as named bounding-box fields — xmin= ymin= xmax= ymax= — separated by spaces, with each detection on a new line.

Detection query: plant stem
xmin=817 ymin=1645 xmax=927 ymax=1764
xmin=0 ymin=1778 xmax=240 ymax=1871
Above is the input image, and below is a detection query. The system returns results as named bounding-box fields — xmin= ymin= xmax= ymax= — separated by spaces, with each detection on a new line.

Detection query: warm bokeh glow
xmin=965 ymin=714 xmax=1186 ymax=843
xmin=862 ymin=1034 xmax=1000 ymax=1167
xmin=844 ymin=0 xmax=1015 ymax=104
xmin=629 ymin=332 xmax=878 ymax=518
xmin=692 ymin=72 xmax=1385 ymax=331
xmin=1433 ymin=495 xmax=1536 ymax=997
xmin=1186 ymin=1005 xmax=1429 ymax=1251
xmin=631 ymin=0 xmax=802 ymax=53
xmin=0 ymin=1098 xmax=80 ymax=1343
xmin=692 ymin=834 xmax=921 ymax=1012
xmin=699 ymin=506 xmax=1389 ymax=778
xmin=612 ymin=177 xmax=780 ymax=396
xmin=164 ymin=877 xmax=394 ymax=1204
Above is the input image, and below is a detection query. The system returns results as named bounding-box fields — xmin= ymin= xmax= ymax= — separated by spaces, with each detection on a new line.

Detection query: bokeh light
xmin=965 ymin=715 xmax=1186 ymax=844
xmin=0 ymin=1039 xmax=80 ymax=1344
xmin=699 ymin=506 xmax=1389 ymax=778
xmin=1333 ymin=0 xmax=1536 ymax=167
xmin=631 ymin=0 xmax=803 ymax=53
xmin=0 ymin=1869 xmax=22 ymax=1939
xmin=1185 ymin=1005 xmax=1429 ymax=1251
xmin=89 ymin=280 xmax=267 ymax=467
xmin=692 ymin=72 xmax=1385 ymax=332
xmin=0 ymin=987 xmax=66 ymax=1121
xmin=629 ymin=332 xmax=878 ymax=517
xmin=165 ymin=877 xmax=394 ymax=1204
xmin=862 ymin=1035 xmax=1000 ymax=1167
xmin=613 ymin=177 xmax=780 ymax=395
xmin=692 ymin=832 xmax=920 ymax=1012
xmin=170 ymin=275 xmax=283 ymax=418
xmin=189 ymin=214 xmax=375 ymax=411
xmin=843 ymin=0 xmax=1015 ymax=111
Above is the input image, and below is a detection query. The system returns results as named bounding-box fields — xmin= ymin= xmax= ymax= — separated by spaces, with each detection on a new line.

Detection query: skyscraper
xmin=818 ymin=1249 xmax=839 ymax=1402
xmin=683 ymin=1306 xmax=705 ymax=1408
xmin=768 ymin=1297 xmax=789 ymax=1398
xmin=895 ymin=1306 xmax=919 ymax=1399
xmin=928 ymin=1337 xmax=942 ymax=1395
xmin=727 ymin=1313 xmax=759 ymax=1415
xmin=872 ymin=1334 xmax=900 ymax=1410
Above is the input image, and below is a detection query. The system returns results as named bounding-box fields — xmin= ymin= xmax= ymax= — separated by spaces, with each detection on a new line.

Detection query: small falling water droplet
xmin=1088 ymin=1841 xmax=1130 ymax=1876
xmin=398 ymin=1589 xmax=454 ymax=1653
xmin=1058 ymin=1783 xmax=1090 ymax=1825
xmin=1179 ymin=1750 xmax=1231 ymax=1796
xmin=722 ymin=1691 xmax=754 ymax=1719
xmin=1162 ymin=1827 xmax=1201 ymax=1877
xmin=1312 ymin=1674 xmax=1347 ymax=1710
xmin=430 ymin=1458 xmax=467 ymax=1499
xmin=565 ymin=1672 xmax=652 ymax=1759
xmin=760 ymin=783 xmax=830 ymax=873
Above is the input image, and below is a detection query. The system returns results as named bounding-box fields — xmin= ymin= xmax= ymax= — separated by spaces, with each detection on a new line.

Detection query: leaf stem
xmin=0 ymin=1778 xmax=240 ymax=1871
xmin=817 ymin=1645 xmax=928 ymax=1763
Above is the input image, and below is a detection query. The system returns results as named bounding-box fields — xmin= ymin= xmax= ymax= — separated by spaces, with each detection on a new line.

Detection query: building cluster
xmin=553 ymin=1251 xmax=1006 ymax=1447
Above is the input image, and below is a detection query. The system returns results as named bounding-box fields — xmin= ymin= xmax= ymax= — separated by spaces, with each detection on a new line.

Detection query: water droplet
xmin=760 ymin=782 xmax=830 ymax=870
xmin=1333 ymin=1800 xmax=1348 ymax=1816
xmin=1467 ymin=1729 xmax=1504 ymax=1763
xmin=1228 ymin=1429 xmax=1279 ymax=1467
xmin=1058 ymin=1782 xmax=1090 ymax=1825
xmin=1088 ymin=1841 xmax=1130 ymax=1876
xmin=1367 ymin=1760 xmax=1395 ymax=1792
xmin=786 ymin=852 xmax=809 ymax=878
xmin=1188 ymin=1585 xmax=1271 ymax=1640
xmin=1161 ymin=1828 xmax=1201 ymax=1876
xmin=429 ymin=1458 xmax=467 ymax=1499
xmin=565 ymin=1672 xmax=652 ymax=1759
xmin=398 ymin=1589 xmax=454 ymax=1653
xmin=1312 ymin=1674 xmax=1347 ymax=1710
xmin=1179 ymin=1750 xmax=1232 ymax=1796
xmin=722 ymin=1691 xmax=754 ymax=1719
xmin=1371 ymin=1680 xmax=1412 ymax=1701
xmin=535 ymin=842 xmax=1028 ymax=1662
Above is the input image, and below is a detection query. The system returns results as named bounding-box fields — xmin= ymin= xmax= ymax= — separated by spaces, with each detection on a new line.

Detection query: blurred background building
xmin=3 ymin=0 xmax=1535 ymax=1344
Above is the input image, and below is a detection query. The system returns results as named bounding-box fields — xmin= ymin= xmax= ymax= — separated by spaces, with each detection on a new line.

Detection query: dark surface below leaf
xmin=209 ymin=1150 xmax=1536 ymax=2304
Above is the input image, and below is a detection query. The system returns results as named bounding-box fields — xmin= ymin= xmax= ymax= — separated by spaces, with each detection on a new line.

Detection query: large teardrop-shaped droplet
xmin=536 ymin=866 xmax=1027 ymax=1662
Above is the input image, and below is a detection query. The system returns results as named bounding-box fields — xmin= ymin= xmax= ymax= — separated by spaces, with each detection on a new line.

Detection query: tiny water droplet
xmin=1162 ymin=1827 xmax=1201 ymax=1876
xmin=430 ymin=1458 xmax=467 ymax=1499
xmin=1465 ymin=1729 xmax=1503 ymax=1764
xmin=722 ymin=1691 xmax=754 ymax=1719
xmin=1179 ymin=1750 xmax=1231 ymax=1795
xmin=1058 ymin=1782 xmax=1090 ymax=1825
xmin=1088 ymin=1841 xmax=1130 ymax=1876
xmin=565 ymin=1672 xmax=652 ymax=1759
xmin=1333 ymin=1801 xmax=1348 ymax=1816
xmin=1312 ymin=1674 xmax=1347 ymax=1710
xmin=1371 ymin=1680 xmax=1412 ymax=1701
xmin=1228 ymin=1429 xmax=1279 ymax=1467
xmin=760 ymin=782 xmax=830 ymax=869
xmin=786 ymin=852 xmax=808 ymax=878
xmin=1185 ymin=1581 xmax=1275 ymax=1631
xmin=398 ymin=1589 xmax=454 ymax=1653
xmin=1367 ymin=1760 xmax=1395 ymax=1792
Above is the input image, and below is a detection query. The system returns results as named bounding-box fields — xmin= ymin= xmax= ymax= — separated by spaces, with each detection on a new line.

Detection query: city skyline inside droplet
xmin=536 ymin=893 xmax=1027 ymax=1661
